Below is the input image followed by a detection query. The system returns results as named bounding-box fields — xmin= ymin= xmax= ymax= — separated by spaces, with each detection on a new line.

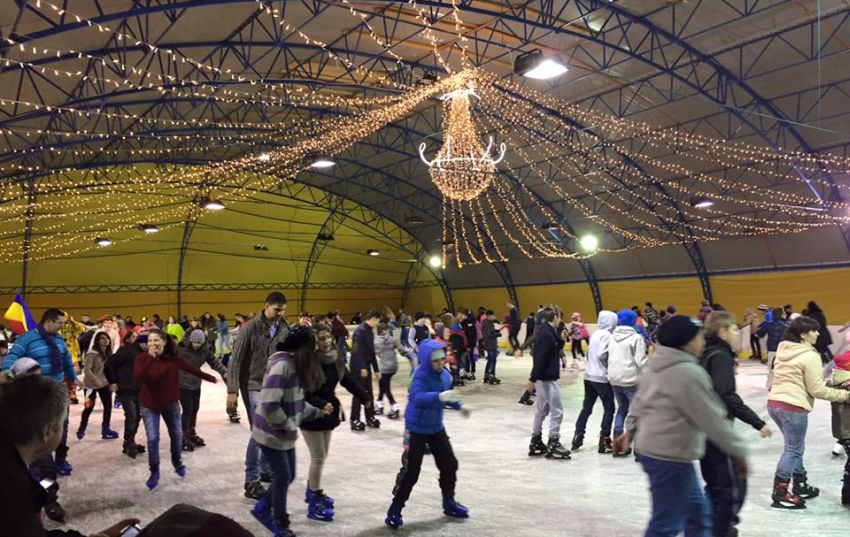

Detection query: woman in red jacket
xmin=134 ymin=329 xmax=217 ymax=490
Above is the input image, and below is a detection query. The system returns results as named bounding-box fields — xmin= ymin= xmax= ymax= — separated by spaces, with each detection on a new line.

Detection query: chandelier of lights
xmin=418 ymin=87 xmax=506 ymax=201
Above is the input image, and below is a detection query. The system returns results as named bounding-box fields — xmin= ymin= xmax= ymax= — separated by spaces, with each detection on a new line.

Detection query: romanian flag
xmin=4 ymin=294 xmax=37 ymax=335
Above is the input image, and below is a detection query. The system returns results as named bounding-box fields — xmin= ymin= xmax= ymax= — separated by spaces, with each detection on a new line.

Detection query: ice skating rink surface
xmin=50 ymin=355 xmax=848 ymax=536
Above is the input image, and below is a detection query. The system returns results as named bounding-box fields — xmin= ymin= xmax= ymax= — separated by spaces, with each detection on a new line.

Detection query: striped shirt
xmin=251 ymin=351 xmax=322 ymax=450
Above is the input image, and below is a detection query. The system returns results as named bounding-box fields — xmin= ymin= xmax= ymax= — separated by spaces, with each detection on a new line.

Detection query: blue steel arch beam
xmin=300 ymin=195 xmax=346 ymax=312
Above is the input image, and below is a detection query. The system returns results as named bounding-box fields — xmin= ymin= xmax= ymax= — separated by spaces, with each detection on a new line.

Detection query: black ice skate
xmin=792 ymin=473 xmax=820 ymax=500
xmin=771 ymin=476 xmax=806 ymax=509
xmin=528 ymin=434 xmax=547 ymax=456
xmin=545 ymin=437 xmax=571 ymax=460
xmin=570 ymin=433 xmax=584 ymax=451
xmin=226 ymin=406 xmax=241 ymax=424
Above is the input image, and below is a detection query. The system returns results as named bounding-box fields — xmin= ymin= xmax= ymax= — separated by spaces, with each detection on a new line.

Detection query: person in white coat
xmin=607 ymin=309 xmax=647 ymax=450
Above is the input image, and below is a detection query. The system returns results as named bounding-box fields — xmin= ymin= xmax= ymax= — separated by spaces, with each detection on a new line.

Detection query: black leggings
xmin=350 ymin=372 xmax=375 ymax=423
xmin=377 ymin=373 xmax=396 ymax=405
xmin=391 ymin=429 xmax=458 ymax=512
xmin=508 ymin=331 xmax=520 ymax=352
xmin=571 ymin=339 xmax=585 ymax=359
xmin=79 ymin=387 xmax=113 ymax=431
xmin=180 ymin=388 xmax=202 ymax=435
xmin=750 ymin=334 xmax=762 ymax=359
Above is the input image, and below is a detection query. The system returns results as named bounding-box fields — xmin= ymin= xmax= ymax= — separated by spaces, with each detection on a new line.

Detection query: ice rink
xmin=48 ymin=354 xmax=849 ymax=536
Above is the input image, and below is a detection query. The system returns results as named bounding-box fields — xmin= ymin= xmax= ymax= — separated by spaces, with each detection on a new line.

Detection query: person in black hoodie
xmin=806 ymin=301 xmax=833 ymax=364
xmin=700 ymin=311 xmax=772 ymax=537
xmin=106 ymin=331 xmax=147 ymax=458
xmin=299 ymin=325 xmax=372 ymax=521
xmin=348 ymin=310 xmax=381 ymax=431
xmin=527 ymin=308 xmax=571 ymax=460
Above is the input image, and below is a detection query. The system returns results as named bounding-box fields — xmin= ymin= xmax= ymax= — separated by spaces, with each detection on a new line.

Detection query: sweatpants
xmin=377 ymin=372 xmax=396 ymax=405
xmin=532 ymin=380 xmax=564 ymax=439
xmin=350 ymin=371 xmax=375 ymax=423
xmin=179 ymin=388 xmax=202 ymax=436
xmin=79 ymin=387 xmax=113 ymax=432
xmin=391 ymin=429 xmax=458 ymax=512
xmin=301 ymin=429 xmax=333 ymax=490
xmin=574 ymin=380 xmax=615 ymax=437
xmin=700 ymin=440 xmax=746 ymax=537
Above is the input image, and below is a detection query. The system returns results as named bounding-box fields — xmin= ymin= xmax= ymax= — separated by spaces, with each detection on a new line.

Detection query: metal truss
xmin=2 ymin=281 xmax=408 ymax=295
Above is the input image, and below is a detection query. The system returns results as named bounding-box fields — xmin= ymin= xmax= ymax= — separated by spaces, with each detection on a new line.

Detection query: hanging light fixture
xmin=579 ymin=234 xmax=599 ymax=252
xmin=367 ymin=249 xmax=380 ymax=257
xmin=514 ymin=49 xmax=568 ymax=80
xmin=309 ymin=158 xmax=336 ymax=169
xmin=419 ymin=86 xmax=506 ymax=201
xmin=202 ymin=198 xmax=225 ymax=211
xmin=690 ymin=198 xmax=715 ymax=209
xmin=95 ymin=237 xmax=113 ymax=247
xmin=428 ymin=254 xmax=442 ymax=268
xmin=139 ymin=224 xmax=160 ymax=234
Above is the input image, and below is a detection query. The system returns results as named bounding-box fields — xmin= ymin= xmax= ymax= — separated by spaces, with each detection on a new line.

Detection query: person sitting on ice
xmin=385 ymin=338 xmax=470 ymax=530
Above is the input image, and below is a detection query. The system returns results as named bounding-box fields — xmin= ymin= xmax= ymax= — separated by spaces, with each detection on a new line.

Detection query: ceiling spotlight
xmin=428 ymin=254 xmax=442 ymax=268
xmin=515 ymin=49 xmax=568 ymax=80
xmin=309 ymin=158 xmax=335 ymax=169
xmin=691 ymin=198 xmax=714 ymax=209
xmin=202 ymin=198 xmax=225 ymax=211
xmin=579 ymin=234 xmax=599 ymax=253
xmin=258 ymin=152 xmax=271 ymax=162
xmin=95 ymin=237 xmax=113 ymax=247
xmin=139 ymin=224 xmax=160 ymax=234
xmin=367 ymin=249 xmax=380 ymax=257
xmin=253 ymin=244 xmax=269 ymax=251
xmin=405 ymin=215 xmax=425 ymax=225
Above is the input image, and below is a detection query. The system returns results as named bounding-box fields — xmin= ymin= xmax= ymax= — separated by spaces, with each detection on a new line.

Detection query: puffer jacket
xmin=585 ymin=311 xmax=617 ymax=384
xmin=768 ymin=341 xmax=849 ymax=411
xmin=83 ymin=350 xmax=110 ymax=389
xmin=607 ymin=326 xmax=647 ymax=387
xmin=404 ymin=339 xmax=460 ymax=434
xmin=375 ymin=334 xmax=408 ymax=375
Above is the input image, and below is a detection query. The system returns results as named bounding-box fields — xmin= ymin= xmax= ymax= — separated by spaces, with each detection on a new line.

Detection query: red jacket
xmin=133 ymin=352 xmax=215 ymax=410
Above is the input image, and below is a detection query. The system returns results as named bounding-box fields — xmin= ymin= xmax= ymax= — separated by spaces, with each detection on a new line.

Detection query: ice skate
xmin=792 ymin=472 xmax=820 ymax=500
xmin=570 ymin=433 xmax=584 ymax=451
xmin=385 ymin=507 xmax=403 ymax=530
xmin=771 ymin=476 xmax=806 ymax=509
xmin=307 ymin=493 xmax=335 ymax=521
xmin=598 ymin=436 xmax=613 ymax=454
xmin=226 ymin=406 xmax=241 ymax=424
xmin=146 ymin=469 xmax=160 ymax=490
xmin=366 ymin=416 xmax=381 ymax=429
xmin=101 ymin=426 xmax=119 ymax=440
xmin=833 ymin=442 xmax=844 ymax=457
xmin=518 ymin=390 xmax=534 ymax=405
xmin=545 ymin=437 xmax=571 ymax=460
xmin=350 ymin=419 xmax=366 ymax=431
xmin=443 ymin=497 xmax=469 ymax=518
xmin=374 ymin=400 xmax=384 ymax=415
xmin=528 ymin=434 xmax=547 ymax=456
xmin=306 ymin=486 xmax=334 ymax=508
xmin=387 ymin=403 xmax=400 ymax=419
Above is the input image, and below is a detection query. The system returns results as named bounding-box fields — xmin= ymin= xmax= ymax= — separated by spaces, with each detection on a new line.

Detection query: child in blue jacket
xmin=385 ymin=338 xmax=469 ymax=529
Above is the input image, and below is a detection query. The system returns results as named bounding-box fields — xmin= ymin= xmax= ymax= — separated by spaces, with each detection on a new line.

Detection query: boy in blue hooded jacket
xmin=385 ymin=338 xmax=469 ymax=529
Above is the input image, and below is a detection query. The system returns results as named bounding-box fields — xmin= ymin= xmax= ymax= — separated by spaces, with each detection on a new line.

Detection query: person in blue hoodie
xmin=385 ymin=338 xmax=470 ymax=530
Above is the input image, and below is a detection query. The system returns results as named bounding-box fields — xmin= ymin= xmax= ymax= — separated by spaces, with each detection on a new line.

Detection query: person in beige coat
xmin=77 ymin=331 xmax=119 ymax=440
xmin=766 ymin=316 xmax=850 ymax=510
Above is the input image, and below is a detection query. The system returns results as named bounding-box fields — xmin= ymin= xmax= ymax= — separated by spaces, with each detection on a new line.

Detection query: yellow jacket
xmin=769 ymin=341 xmax=849 ymax=411
xmin=60 ymin=317 xmax=87 ymax=367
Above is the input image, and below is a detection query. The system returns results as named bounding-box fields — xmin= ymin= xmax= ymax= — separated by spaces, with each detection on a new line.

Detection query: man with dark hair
xmin=349 ymin=310 xmax=381 ymax=431
xmin=528 ymin=308 xmax=571 ymax=459
xmin=407 ymin=311 xmax=431 ymax=360
xmin=226 ymin=291 xmax=290 ymax=500
xmin=758 ymin=307 xmax=789 ymax=381
xmin=2 ymin=308 xmax=81 ymax=522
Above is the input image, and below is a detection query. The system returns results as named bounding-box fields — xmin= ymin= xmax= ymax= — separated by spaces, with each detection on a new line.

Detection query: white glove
xmin=439 ymin=390 xmax=461 ymax=403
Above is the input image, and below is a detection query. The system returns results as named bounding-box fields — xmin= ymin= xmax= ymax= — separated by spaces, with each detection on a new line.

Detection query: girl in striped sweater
xmin=251 ymin=326 xmax=332 ymax=537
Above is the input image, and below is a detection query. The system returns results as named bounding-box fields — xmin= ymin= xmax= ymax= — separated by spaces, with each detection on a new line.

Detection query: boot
xmin=442 ymin=497 xmax=470 ymax=518
xmin=518 ymin=390 xmax=534 ymax=406
xmin=598 ymin=436 xmax=613 ymax=454
xmin=375 ymin=400 xmax=384 ymax=415
xmin=44 ymin=499 xmax=65 ymax=522
xmin=366 ymin=416 xmax=381 ymax=429
xmin=792 ymin=472 xmax=820 ymax=500
xmin=385 ymin=505 xmax=403 ymax=529
xmin=528 ymin=434 xmax=547 ymax=456
xmin=146 ymin=468 xmax=160 ymax=490
xmin=545 ymin=436 xmax=572 ymax=460
xmin=191 ymin=434 xmax=206 ymax=447
xmin=570 ymin=433 xmax=584 ymax=451
xmin=244 ymin=481 xmax=266 ymax=500
xmin=307 ymin=493 xmax=335 ymax=521
xmin=387 ymin=403 xmax=400 ymax=420
xmin=102 ymin=426 xmax=119 ymax=440
xmin=122 ymin=444 xmax=138 ymax=459
xmin=771 ymin=476 xmax=805 ymax=509
xmin=182 ymin=436 xmax=195 ymax=452
xmin=350 ymin=419 xmax=366 ymax=431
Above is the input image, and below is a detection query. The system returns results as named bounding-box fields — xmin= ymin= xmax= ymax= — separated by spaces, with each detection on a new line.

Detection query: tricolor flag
xmin=4 ymin=293 xmax=37 ymax=335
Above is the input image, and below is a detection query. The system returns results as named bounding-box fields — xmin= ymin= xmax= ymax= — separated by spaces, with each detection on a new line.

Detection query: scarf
xmin=37 ymin=324 xmax=63 ymax=376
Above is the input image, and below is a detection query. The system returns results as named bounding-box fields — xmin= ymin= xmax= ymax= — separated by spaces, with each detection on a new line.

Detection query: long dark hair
xmin=93 ymin=331 xmax=113 ymax=357
xmin=806 ymin=301 xmax=822 ymax=314
xmin=783 ymin=316 xmax=820 ymax=343
xmin=147 ymin=328 xmax=177 ymax=355
xmin=303 ymin=325 xmax=347 ymax=393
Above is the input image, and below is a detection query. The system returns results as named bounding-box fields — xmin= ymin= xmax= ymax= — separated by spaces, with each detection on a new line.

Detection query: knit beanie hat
xmin=656 ymin=315 xmax=703 ymax=348
xmin=617 ymin=309 xmax=637 ymax=327
xmin=277 ymin=325 xmax=314 ymax=352
xmin=188 ymin=329 xmax=206 ymax=345
xmin=10 ymin=357 xmax=40 ymax=377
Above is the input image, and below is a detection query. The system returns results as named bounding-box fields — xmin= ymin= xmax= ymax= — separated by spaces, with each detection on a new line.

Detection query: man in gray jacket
xmin=225 ymin=291 xmax=290 ymax=500
xmin=616 ymin=315 xmax=749 ymax=537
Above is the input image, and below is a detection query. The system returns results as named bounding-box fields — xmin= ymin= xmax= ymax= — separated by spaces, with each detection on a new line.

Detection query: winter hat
xmin=188 ymin=329 xmax=206 ymax=345
xmin=835 ymin=352 xmax=850 ymax=372
xmin=276 ymin=325 xmax=314 ymax=352
xmin=657 ymin=315 xmax=703 ymax=349
xmin=617 ymin=309 xmax=637 ymax=327
xmin=10 ymin=357 xmax=40 ymax=377
xmin=430 ymin=347 xmax=447 ymax=361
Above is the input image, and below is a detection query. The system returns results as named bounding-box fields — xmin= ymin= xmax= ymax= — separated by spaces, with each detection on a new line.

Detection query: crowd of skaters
xmin=0 ymin=294 xmax=849 ymax=537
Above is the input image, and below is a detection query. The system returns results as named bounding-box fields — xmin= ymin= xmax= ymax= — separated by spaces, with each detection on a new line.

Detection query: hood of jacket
xmin=596 ymin=310 xmax=617 ymax=332
xmin=648 ymin=345 xmax=698 ymax=373
xmin=416 ymin=338 xmax=446 ymax=373
xmin=776 ymin=340 xmax=815 ymax=362
xmin=612 ymin=325 xmax=640 ymax=343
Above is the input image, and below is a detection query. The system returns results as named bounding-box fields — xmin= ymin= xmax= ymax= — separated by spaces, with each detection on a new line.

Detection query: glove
xmin=460 ymin=408 xmax=471 ymax=419
xmin=438 ymin=390 xmax=461 ymax=403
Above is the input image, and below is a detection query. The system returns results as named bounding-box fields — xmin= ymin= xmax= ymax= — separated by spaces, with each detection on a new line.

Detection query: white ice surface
xmin=47 ymin=356 xmax=849 ymax=536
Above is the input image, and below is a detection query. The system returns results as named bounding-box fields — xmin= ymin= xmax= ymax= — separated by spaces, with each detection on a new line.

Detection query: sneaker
xmin=244 ymin=481 xmax=266 ymax=500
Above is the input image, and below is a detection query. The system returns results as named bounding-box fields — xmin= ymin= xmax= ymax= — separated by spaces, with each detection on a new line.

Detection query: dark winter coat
xmin=530 ymin=323 xmax=562 ymax=382
xmin=413 ymin=324 xmax=430 ymax=346
xmin=700 ymin=335 xmax=766 ymax=431
xmin=405 ymin=339 xmax=460 ymax=434
xmin=482 ymin=319 xmax=499 ymax=352
xmin=301 ymin=350 xmax=370 ymax=431
xmin=462 ymin=314 xmax=477 ymax=350
xmin=508 ymin=306 xmax=521 ymax=334
xmin=349 ymin=322 xmax=378 ymax=373
xmin=525 ymin=316 xmax=536 ymax=339
xmin=106 ymin=342 xmax=142 ymax=394
xmin=807 ymin=309 xmax=833 ymax=353
xmin=178 ymin=343 xmax=227 ymax=391
xmin=757 ymin=319 xmax=788 ymax=352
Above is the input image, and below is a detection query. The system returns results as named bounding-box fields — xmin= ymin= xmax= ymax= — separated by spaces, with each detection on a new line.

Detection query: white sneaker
xmin=833 ymin=442 xmax=844 ymax=457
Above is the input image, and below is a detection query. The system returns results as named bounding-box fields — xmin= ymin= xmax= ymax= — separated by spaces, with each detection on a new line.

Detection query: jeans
xmin=700 ymin=440 xmax=746 ymax=537
xmin=336 ymin=336 xmax=348 ymax=364
xmin=118 ymin=392 xmax=141 ymax=448
xmin=79 ymin=387 xmax=113 ymax=432
xmin=141 ymin=402 xmax=183 ymax=472
xmin=574 ymin=380 xmax=615 ymax=437
xmin=532 ymin=380 xmax=564 ymax=438
xmin=391 ymin=429 xmax=457 ymax=512
xmin=613 ymin=385 xmax=638 ymax=436
xmin=401 ymin=327 xmax=410 ymax=349
xmin=259 ymin=445 xmax=295 ymax=524
xmin=180 ymin=388 xmax=201 ymax=435
xmin=243 ymin=389 xmax=270 ymax=483
xmin=485 ymin=350 xmax=499 ymax=377
xmin=641 ymin=455 xmax=712 ymax=537
xmin=768 ymin=405 xmax=808 ymax=480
